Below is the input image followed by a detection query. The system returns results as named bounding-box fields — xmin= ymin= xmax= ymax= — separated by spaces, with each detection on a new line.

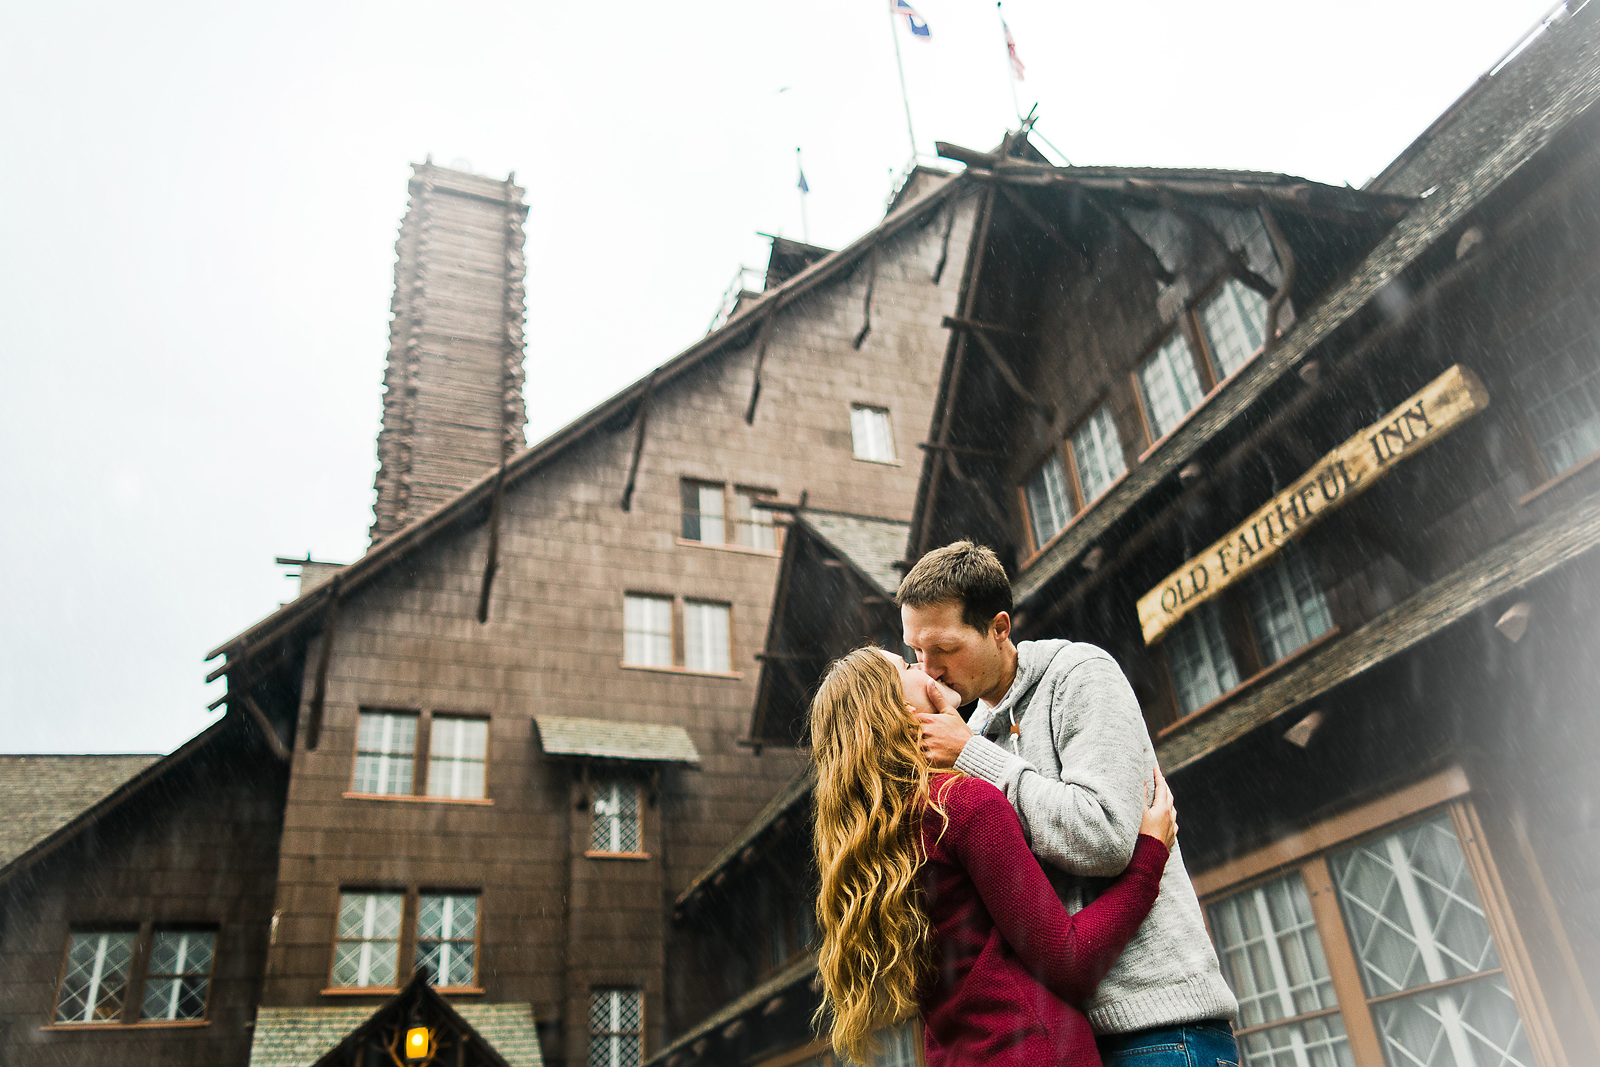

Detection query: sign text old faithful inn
xmin=1137 ymin=365 xmax=1491 ymax=645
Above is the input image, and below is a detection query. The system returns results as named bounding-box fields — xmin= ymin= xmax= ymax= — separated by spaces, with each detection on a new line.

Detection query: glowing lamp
xmin=404 ymin=1026 xmax=431 ymax=1062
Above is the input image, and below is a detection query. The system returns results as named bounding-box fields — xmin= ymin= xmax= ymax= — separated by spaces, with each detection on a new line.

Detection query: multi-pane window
xmin=731 ymin=488 xmax=778 ymax=550
xmin=1210 ymin=873 xmax=1355 ymax=1067
xmin=1165 ymin=602 xmax=1241 ymax=717
xmin=427 ymin=716 xmax=488 ymax=799
xmin=1138 ymin=330 xmax=1208 ymax=441
xmin=55 ymin=930 xmax=136 ymax=1024
xmin=850 ymin=404 xmax=897 ymax=462
xmin=415 ymin=894 xmax=478 ymax=989
xmin=140 ymin=929 xmax=215 ymax=1022
xmin=1329 ymin=814 xmax=1533 ymax=1067
xmin=331 ymin=892 xmax=403 ymax=988
xmin=682 ymin=480 xmax=780 ymax=551
xmin=1507 ymin=281 xmax=1600 ymax=477
xmin=683 ymin=601 xmax=732 ymax=673
xmin=1243 ymin=546 xmax=1334 ymax=665
xmin=354 ymin=712 xmax=416 ymax=796
xmin=1201 ymin=277 xmax=1272 ymax=382
xmin=623 ymin=594 xmax=674 ymax=668
xmin=591 ymin=781 xmax=642 ymax=854
xmin=1025 ymin=451 xmax=1072 ymax=551
xmin=1070 ymin=404 xmax=1126 ymax=505
xmin=680 ymin=480 xmax=727 ymax=544
xmin=589 ymin=988 xmax=643 ymax=1067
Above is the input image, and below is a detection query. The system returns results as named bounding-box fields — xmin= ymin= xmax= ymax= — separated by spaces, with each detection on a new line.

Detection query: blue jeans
xmin=1097 ymin=1020 xmax=1239 ymax=1067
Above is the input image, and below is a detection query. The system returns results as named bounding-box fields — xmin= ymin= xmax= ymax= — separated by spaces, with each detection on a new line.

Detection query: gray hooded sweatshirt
xmin=953 ymin=638 xmax=1238 ymax=1034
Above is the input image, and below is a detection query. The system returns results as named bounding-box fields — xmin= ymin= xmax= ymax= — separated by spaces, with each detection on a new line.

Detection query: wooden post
xmin=305 ymin=575 xmax=343 ymax=751
xmin=477 ymin=459 xmax=506 ymax=622
xmin=743 ymin=300 xmax=783 ymax=425
xmin=853 ymin=244 xmax=878 ymax=350
xmin=620 ymin=373 xmax=659 ymax=511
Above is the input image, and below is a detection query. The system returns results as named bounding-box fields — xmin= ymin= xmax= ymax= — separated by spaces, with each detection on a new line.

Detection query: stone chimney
xmin=370 ymin=161 xmax=528 ymax=543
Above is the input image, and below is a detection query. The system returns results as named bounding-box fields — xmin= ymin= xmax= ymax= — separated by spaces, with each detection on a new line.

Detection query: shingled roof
xmin=251 ymin=1001 xmax=543 ymax=1067
xmin=534 ymin=716 xmax=701 ymax=765
xmin=0 ymin=754 xmax=163 ymax=867
xmin=802 ymin=511 xmax=909 ymax=596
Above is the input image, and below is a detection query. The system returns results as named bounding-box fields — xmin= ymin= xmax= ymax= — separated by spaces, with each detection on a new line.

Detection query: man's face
xmin=901 ymin=600 xmax=1004 ymax=705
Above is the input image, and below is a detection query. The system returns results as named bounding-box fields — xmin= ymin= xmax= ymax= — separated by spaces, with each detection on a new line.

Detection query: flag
xmin=893 ymin=0 xmax=931 ymax=39
xmin=1002 ymin=15 xmax=1025 ymax=80
xmin=797 ymin=168 xmax=809 ymax=194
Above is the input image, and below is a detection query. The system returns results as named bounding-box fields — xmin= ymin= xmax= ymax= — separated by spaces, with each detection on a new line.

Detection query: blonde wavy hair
xmin=809 ymin=647 xmax=951 ymax=1063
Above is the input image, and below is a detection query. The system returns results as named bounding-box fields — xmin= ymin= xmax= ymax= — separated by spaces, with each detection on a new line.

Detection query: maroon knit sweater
xmin=917 ymin=775 xmax=1168 ymax=1067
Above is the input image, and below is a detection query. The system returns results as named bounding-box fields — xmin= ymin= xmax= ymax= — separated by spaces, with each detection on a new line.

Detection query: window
xmin=1210 ymin=871 xmax=1355 ymax=1067
xmin=55 ymin=930 xmax=136 ymax=1024
xmin=589 ymin=987 xmax=643 ymax=1067
xmin=1200 ymin=781 xmax=1547 ymax=1067
xmin=331 ymin=892 xmax=403 ymax=988
xmin=731 ymin=488 xmax=778 ymax=550
xmin=1069 ymin=404 xmax=1126 ymax=505
xmin=851 ymin=404 xmax=897 ymax=462
xmin=683 ymin=600 xmax=732 ymax=673
xmin=869 ymin=1022 xmax=922 ymax=1067
xmin=427 ymin=716 xmax=488 ymax=799
xmin=1138 ymin=330 xmax=1208 ymax=441
xmin=354 ymin=712 xmax=416 ymax=796
xmin=1025 ymin=451 xmax=1072 ymax=551
xmin=591 ymin=781 xmax=642 ymax=854
xmin=416 ymin=894 xmax=478 ymax=989
xmin=1507 ymin=281 xmax=1600 ymax=477
xmin=1201 ymin=277 xmax=1272 ymax=382
xmin=1242 ymin=545 xmax=1333 ymax=665
xmin=623 ymin=594 xmax=674 ymax=668
xmin=140 ymin=929 xmax=215 ymax=1022
xmin=1165 ymin=602 xmax=1241 ymax=717
xmin=680 ymin=480 xmax=726 ymax=544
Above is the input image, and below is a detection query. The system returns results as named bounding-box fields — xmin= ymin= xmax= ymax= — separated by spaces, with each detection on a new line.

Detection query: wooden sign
xmin=1138 ymin=365 xmax=1490 ymax=645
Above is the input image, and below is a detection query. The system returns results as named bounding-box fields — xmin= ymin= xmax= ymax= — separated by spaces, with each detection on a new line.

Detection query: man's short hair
xmin=895 ymin=541 xmax=1012 ymax=634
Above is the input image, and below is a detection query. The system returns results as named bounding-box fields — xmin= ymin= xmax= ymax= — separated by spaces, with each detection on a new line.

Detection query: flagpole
xmin=888 ymin=4 xmax=919 ymax=161
xmin=797 ymin=147 xmax=810 ymax=244
xmin=999 ymin=3 xmax=1022 ymax=126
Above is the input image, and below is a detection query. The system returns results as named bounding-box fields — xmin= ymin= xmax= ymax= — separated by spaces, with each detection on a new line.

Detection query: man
xmin=899 ymin=541 xmax=1239 ymax=1067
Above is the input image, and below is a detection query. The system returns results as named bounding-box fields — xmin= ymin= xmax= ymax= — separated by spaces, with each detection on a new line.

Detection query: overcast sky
xmin=0 ymin=0 xmax=1562 ymax=753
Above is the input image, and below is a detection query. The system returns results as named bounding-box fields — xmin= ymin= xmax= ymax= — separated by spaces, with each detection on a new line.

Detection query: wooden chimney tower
xmin=370 ymin=161 xmax=528 ymax=543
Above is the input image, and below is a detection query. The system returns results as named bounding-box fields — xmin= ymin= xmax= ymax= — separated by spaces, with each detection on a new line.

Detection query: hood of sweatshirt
xmin=968 ymin=638 xmax=1072 ymax=739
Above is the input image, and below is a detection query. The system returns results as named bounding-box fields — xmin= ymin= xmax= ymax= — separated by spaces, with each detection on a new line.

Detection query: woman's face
xmin=874 ymin=648 xmax=957 ymax=718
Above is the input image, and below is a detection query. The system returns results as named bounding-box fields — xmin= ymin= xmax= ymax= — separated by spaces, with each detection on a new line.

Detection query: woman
xmin=810 ymin=647 xmax=1175 ymax=1067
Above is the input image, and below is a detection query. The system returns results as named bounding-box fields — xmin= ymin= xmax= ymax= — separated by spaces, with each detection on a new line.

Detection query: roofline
xmin=312 ymin=970 xmax=516 ymax=1067
xmin=795 ymin=511 xmax=907 ymax=599
xmin=204 ymin=173 xmax=972 ymax=672
xmin=643 ymin=950 xmax=819 ymax=1067
xmin=0 ymin=719 xmax=230 ymax=889
xmin=673 ymin=765 xmax=815 ymax=911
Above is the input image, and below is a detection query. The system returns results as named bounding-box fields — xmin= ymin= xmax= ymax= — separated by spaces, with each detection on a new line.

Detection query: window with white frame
xmin=1200 ymin=277 xmax=1272 ymax=382
xmin=589 ymin=987 xmax=643 ymax=1067
xmin=850 ymin=404 xmax=897 ymax=462
xmin=1507 ymin=280 xmax=1600 ymax=478
xmin=415 ymin=893 xmax=478 ymax=989
xmin=427 ymin=716 xmax=488 ymax=799
xmin=1138 ymin=329 xmax=1208 ymax=441
xmin=681 ymin=479 xmax=780 ymax=550
xmin=140 ymin=929 xmax=215 ymax=1022
xmin=591 ymin=781 xmax=642 ymax=854
xmin=55 ymin=930 xmax=136 ymax=1024
xmin=1164 ymin=601 xmax=1241 ymax=717
xmin=623 ymin=594 xmax=674 ymax=668
xmin=1025 ymin=451 xmax=1072 ymax=552
xmin=331 ymin=892 xmax=403 ymax=988
xmin=680 ymin=479 xmax=727 ymax=544
xmin=731 ymin=488 xmax=778 ymax=550
xmin=353 ymin=711 xmax=417 ymax=796
xmin=683 ymin=601 xmax=732 ymax=673
xmin=1069 ymin=404 xmax=1126 ymax=505
xmin=1242 ymin=544 xmax=1334 ymax=665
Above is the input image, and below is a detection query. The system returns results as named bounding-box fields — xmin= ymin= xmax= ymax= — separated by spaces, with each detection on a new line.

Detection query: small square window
xmin=427 ymin=717 xmax=488 ymax=799
xmin=416 ymin=894 xmax=478 ymax=989
xmin=1069 ymin=405 xmax=1126 ymax=506
xmin=590 ymin=987 xmax=644 ymax=1067
xmin=850 ymin=405 xmax=896 ymax=462
xmin=140 ymin=929 xmax=215 ymax=1022
xmin=1200 ymin=277 xmax=1271 ymax=382
xmin=680 ymin=480 xmax=726 ymax=544
xmin=1137 ymin=330 xmax=1207 ymax=441
xmin=623 ymin=595 xmax=674 ymax=668
xmin=683 ymin=601 xmax=732 ymax=673
xmin=591 ymin=782 xmax=642 ymax=854
xmin=55 ymin=930 xmax=137 ymax=1024
xmin=1024 ymin=452 xmax=1072 ymax=551
xmin=331 ymin=892 xmax=403 ymax=988
xmin=354 ymin=712 xmax=417 ymax=796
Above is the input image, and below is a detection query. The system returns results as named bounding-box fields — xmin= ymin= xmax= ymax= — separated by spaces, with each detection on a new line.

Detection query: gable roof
xmin=802 ymin=510 xmax=909 ymax=596
xmin=0 ymin=754 xmax=162 ymax=867
xmin=204 ymin=168 xmax=972 ymax=685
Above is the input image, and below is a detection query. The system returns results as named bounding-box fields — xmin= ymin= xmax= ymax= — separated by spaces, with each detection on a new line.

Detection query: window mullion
xmin=1383 ymin=834 xmax=1481 ymax=1065
xmin=1300 ymin=857 xmax=1387 ymax=1067
xmin=85 ymin=935 xmax=108 ymax=1023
